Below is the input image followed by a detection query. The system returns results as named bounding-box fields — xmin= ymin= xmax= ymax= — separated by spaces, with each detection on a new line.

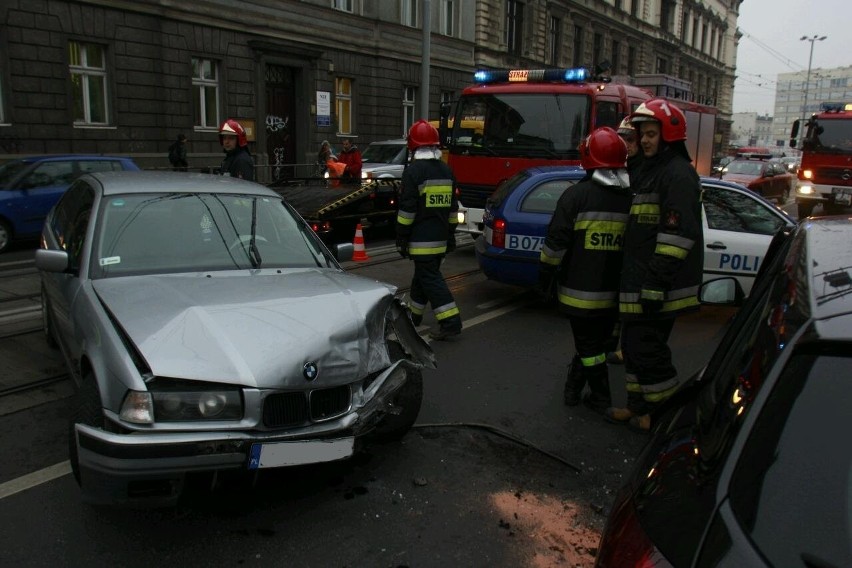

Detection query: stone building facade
xmin=0 ymin=0 xmax=739 ymax=175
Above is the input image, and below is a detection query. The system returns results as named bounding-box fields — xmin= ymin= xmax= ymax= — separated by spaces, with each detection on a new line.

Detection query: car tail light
xmin=595 ymin=494 xmax=673 ymax=568
xmin=492 ymin=218 xmax=506 ymax=248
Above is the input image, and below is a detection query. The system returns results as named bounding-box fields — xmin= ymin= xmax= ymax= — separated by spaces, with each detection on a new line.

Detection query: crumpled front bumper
xmin=74 ymin=299 xmax=436 ymax=506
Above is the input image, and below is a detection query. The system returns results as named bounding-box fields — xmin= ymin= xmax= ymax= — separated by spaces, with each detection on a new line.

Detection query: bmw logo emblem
xmin=303 ymin=362 xmax=318 ymax=381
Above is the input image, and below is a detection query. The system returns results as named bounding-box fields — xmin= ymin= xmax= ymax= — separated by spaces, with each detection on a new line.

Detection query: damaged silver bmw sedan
xmin=36 ymin=171 xmax=435 ymax=506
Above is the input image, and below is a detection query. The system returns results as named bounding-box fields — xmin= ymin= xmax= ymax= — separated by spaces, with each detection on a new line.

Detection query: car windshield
xmin=92 ymin=192 xmax=333 ymax=278
xmin=807 ymin=118 xmax=852 ymax=154
xmin=0 ymin=160 xmax=29 ymax=186
xmin=725 ymin=161 xmax=763 ymax=176
xmin=452 ymin=93 xmax=588 ymax=159
xmin=362 ymin=143 xmax=405 ymax=164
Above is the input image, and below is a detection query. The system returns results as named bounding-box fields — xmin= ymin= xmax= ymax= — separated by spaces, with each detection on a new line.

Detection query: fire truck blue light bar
xmin=473 ymin=68 xmax=589 ymax=84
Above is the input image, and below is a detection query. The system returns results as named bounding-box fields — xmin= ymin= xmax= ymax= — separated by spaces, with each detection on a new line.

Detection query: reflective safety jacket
xmin=619 ymin=148 xmax=704 ymax=319
xmin=540 ymin=169 xmax=632 ymax=317
xmin=396 ymin=158 xmax=458 ymax=256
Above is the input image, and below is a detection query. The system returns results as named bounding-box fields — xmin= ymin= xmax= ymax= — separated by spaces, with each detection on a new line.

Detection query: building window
xmin=403 ymin=86 xmax=416 ymax=136
xmin=681 ymin=11 xmax=690 ymax=41
xmin=656 ymin=56 xmax=668 ymax=75
xmin=701 ymin=23 xmax=708 ymax=52
xmin=402 ymin=0 xmax=418 ymax=27
xmin=627 ymin=46 xmax=636 ymax=77
xmin=615 ymin=0 xmax=623 ymax=9
xmin=69 ymin=41 xmax=108 ymax=125
xmin=332 ymin=0 xmax=353 ymax=12
xmin=505 ymin=0 xmax=524 ymax=56
xmin=439 ymin=0 xmax=454 ymax=36
xmin=692 ymin=18 xmax=699 ymax=48
xmin=548 ymin=16 xmax=561 ymax=66
xmin=611 ymin=40 xmax=620 ymax=74
xmin=572 ymin=25 xmax=584 ymax=68
xmin=191 ymin=58 xmax=219 ymax=130
xmin=659 ymin=0 xmax=673 ymax=33
xmin=336 ymin=78 xmax=353 ymax=135
xmin=631 ymin=0 xmax=640 ymax=18
xmin=592 ymin=32 xmax=602 ymax=72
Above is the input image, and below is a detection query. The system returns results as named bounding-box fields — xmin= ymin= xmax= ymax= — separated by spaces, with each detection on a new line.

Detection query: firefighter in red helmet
xmin=218 ymin=119 xmax=255 ymax=181
xmin=396 ymin=119 xmax=462 ymax=340
xmin=605 ymin=98 xmax=703 ymax=431
xmin=539 ymin=127 xmax=631 ymax=414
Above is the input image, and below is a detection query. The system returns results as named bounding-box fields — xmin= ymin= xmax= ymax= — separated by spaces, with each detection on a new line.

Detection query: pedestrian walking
xmin=539 ymin=127 xmax=631 ymax=414
xmin=317 ymin=139 xmax=336 ymax=176
xmin=396 ymin=119 xmax=462 ymax=341
xmin=218 ymin=119 xmax=255 ymax=181
xmin=605 ymin=99 xmax=704 ymax=432
xmin=168 ymin=133 xmax=188 ymax=171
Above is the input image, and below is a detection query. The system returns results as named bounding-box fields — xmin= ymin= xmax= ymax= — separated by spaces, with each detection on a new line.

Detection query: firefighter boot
xmin=563 ymin=354 xmax=585 ymax=406
xmin=582 ymin=365 xmax=611 ymax=415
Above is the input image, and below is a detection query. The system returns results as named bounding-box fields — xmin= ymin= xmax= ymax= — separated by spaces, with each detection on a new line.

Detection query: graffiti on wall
xmin=266 ymin=114 xmax=291 ymax=181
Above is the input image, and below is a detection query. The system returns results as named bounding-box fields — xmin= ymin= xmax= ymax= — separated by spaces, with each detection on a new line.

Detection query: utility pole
xmin=420 ymin=0 xmax=431 ymax=120
xmin=799 ymin=34 xmax=827 ymax=141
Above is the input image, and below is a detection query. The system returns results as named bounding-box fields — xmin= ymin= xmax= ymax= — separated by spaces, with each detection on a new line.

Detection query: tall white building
xmin=773 ymin=65 xmax=852 ymax=148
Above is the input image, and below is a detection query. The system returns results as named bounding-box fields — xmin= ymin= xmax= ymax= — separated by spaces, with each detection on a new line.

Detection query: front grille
xmin=310 ymin=385 xmax=351 ymax=421
xmin=816 ymin=167 xmax=852 ymax=182
xmin=262 ymin=385 xmax=352 ymax=428
xmin=459 ymin=184 xmax=495 ymax=209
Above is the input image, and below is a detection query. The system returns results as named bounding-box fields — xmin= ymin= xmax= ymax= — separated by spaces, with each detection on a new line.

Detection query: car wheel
xmin=41 ymin=287 xmax=58 ymax=349
xmin=68 ymin=373 xmax=105 ymax=486
xmin=0 ymin=219 xmax=11 ymax=254
xmin=797 ymin=202 xmax=815 ymax=219
xmin=370 ymin=341 xmax=423 ymax=442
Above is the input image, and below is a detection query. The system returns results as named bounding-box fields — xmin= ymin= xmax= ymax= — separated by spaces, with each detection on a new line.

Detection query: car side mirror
xmin=699 ymin=277 xmax=745 ymax=306
xmin=334 ymin=242 xmax=354 ymax=263
xmin=35 ymin=249 xmax=71 ymax=273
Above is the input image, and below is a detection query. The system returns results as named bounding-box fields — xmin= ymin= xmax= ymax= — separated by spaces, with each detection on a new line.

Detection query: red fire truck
xmin=789 ymin=102 xmax=852 ymax=218
xmin=438 ymin=68 xmax=718 ymax=235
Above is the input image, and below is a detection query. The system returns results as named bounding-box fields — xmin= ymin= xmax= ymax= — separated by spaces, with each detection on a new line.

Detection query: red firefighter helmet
xmin=407 ymin=119 xmax=440 ymax=151
xmin=578 ymin=127 xmax=628 ymax=170
xmin=219 ymin=119 xmax=248 ymax=147
xmin=629 ymin=99 xmax=687 ymax=142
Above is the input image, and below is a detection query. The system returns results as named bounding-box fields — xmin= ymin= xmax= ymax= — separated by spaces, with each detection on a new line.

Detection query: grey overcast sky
xmin=732 ymin=0 xmax=852 ymax=115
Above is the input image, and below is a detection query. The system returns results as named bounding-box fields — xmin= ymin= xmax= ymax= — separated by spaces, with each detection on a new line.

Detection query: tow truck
xmin=437 ymin=67 xmax=718 ymax=236
xmin=789 ymin=102 xmax=852 ymax=218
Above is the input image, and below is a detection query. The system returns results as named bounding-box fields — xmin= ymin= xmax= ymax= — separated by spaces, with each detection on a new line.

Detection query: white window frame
xmin=403 ymin=86 xmax=417 ymax=136
xmin=69 ymin=41 xmax=109 ymax=126
xmin=332 ymin=0 xmax=354 ymax=12
xmin=401 ymin=0 xmax=418 ymax=27
xmin=439 ymin=0 xmax=454 ymax=36
xmin=192 ymin=58 xmax=220 ymax=130
xmin=336 ymin=77 xmax=353 ymax=135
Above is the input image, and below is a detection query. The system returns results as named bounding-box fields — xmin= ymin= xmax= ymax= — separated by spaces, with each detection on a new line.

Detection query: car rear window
xmin=520 ymin=179 xmax=575 ymax=213
xmin=78 ymin=160 xmax=129 ymax=173
xmin=728 ymin=350 xmax=852 ymax=568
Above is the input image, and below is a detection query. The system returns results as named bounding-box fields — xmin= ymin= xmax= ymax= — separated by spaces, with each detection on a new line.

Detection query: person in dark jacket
xmin=218 ymin=119 xmax=254 ymax=181
xmin=539 ymin=127 xmax=632 ymax=414
xmin=168 ymin=133 xmax=188 ymax=171
xmin=605 ymin=99 xmax=704 ymax=432
xmin=396 ymin=119 xmax=462 ymax=341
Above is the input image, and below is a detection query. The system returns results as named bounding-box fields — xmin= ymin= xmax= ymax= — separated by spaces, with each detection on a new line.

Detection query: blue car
xmin=0 ymin=155 xmax=140 ymax=253
xmin=475 ymin=167 xmax=795 ymax=295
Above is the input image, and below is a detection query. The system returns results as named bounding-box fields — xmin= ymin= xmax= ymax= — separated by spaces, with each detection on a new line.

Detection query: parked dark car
xmin=720 ymin=157 xmax=795 ymax=204
xmin=595 ymin=216 xmax=852 ymax=567
xmin=475 ymin=167 xmax=794 ymax=296
xmin=0 ymin=155 xmax=140 ymax=253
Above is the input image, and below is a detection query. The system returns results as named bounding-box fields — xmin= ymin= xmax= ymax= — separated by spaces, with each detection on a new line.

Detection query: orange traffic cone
xmin=352 ymin=223 xmax=370 ymax=262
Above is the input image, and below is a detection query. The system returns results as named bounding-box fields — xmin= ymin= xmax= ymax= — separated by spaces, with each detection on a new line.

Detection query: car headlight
xmin=362 ymin=171 xmax=371 ymax=179
xmin=119 ymin=389 xmax=243 ymax=423
xmin=797 ymin=183 xmax=815 ymax=196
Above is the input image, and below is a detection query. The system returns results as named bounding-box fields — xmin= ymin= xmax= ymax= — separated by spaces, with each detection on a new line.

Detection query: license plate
xmin=505 ymin=234 xmax=545 ymax=252
xmin=248 ymin=437 xmax=354 ymax=469
xmin=832 ymin=187 xmax=852 ymax=206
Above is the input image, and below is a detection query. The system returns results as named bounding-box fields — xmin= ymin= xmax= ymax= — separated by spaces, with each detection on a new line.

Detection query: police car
xmin=474 ymin=166 xmax=796 ymax=296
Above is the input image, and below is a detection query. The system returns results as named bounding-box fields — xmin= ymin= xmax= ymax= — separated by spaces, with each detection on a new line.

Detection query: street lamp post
xmin=799 ymin=34 xmax=827 ymax=138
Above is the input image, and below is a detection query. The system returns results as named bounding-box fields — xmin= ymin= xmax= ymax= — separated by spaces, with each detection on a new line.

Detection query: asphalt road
xmin=0 ymin=237 xmax=736 ymax=567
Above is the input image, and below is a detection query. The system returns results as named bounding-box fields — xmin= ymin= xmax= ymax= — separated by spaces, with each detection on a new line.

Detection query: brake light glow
xmin=596 ymin=497 xmax=673 ymax=568
xmin=492 ymin=218 xmax=506 ymax=248
xmin=473 ymin=68 xmax=589 ymax=84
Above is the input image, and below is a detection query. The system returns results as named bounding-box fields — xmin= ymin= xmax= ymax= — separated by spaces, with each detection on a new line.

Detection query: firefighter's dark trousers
xmin=621 ymin=317 xmax=679 ymax=414
xmin=566 ymin=315 xmax=617 ymax=406
xmin=409 ymin=255 xmax=461 ymax=332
